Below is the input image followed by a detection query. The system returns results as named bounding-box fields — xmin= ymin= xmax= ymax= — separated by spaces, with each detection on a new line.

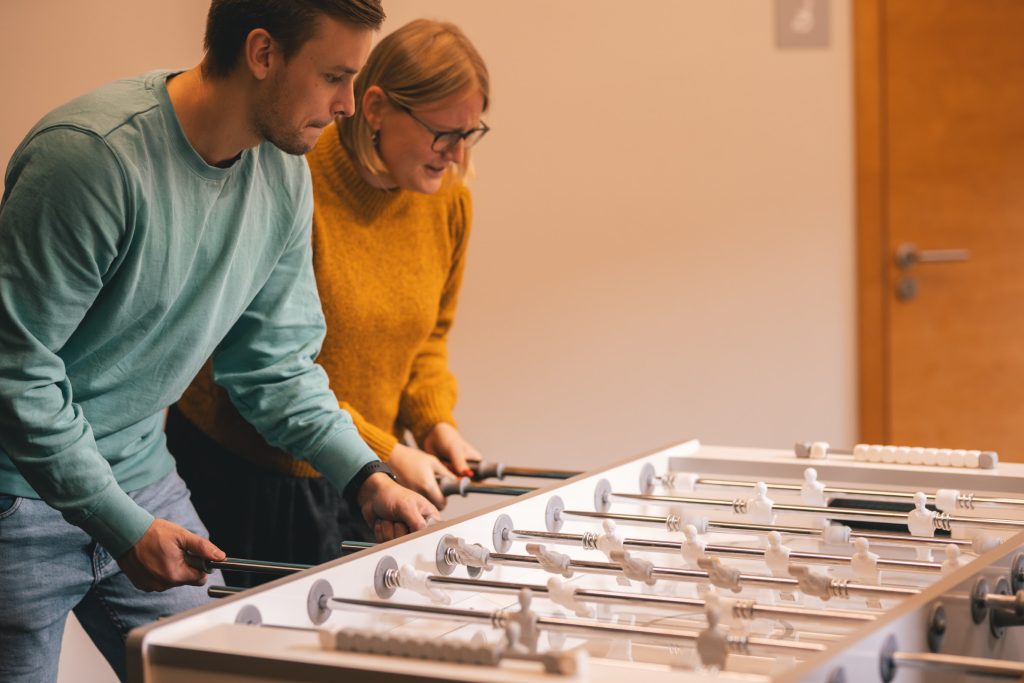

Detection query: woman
xmin=167 ymin=19 xmax=490 ymax=573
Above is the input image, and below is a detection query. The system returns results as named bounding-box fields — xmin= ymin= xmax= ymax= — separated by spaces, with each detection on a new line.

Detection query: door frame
xmin=854 ymin=0 xmax=887 ymax=443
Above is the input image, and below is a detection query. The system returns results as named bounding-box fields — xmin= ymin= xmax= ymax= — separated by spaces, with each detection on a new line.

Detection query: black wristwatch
xmin=343 ymin=460 xmax=396 ymax=506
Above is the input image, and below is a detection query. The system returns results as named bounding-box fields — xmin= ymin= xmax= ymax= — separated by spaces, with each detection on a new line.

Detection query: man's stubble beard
xmin=253 ymin=74 xmax=314 ymax=156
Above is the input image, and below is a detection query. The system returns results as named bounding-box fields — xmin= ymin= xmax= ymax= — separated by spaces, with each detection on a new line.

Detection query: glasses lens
xmin=463 ymin=127 xmax=488 ymax=149
xmin=431 ymin=128 xmax=489 ymax=152
xmin=432 ymin=133 xmax=463 ymax=153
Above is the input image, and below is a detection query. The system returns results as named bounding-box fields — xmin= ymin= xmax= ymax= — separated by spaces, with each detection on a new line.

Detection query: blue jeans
xmin=0 ymin=470 xmax=222 ymax=683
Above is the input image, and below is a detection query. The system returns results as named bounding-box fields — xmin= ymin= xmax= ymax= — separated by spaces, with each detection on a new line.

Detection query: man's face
xmin=254 ymin=17 xmax=373 ymax=155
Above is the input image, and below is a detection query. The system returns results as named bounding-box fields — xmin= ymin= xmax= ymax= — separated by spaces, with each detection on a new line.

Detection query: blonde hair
xmin=339 ymin=19 xmax=490 ymax=180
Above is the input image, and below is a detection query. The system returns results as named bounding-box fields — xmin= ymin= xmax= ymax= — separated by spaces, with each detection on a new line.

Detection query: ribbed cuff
xmin=76 ymin=484 xmax=156 ymax=558
xmin=307 ymin=424 xmax=380 ymax=495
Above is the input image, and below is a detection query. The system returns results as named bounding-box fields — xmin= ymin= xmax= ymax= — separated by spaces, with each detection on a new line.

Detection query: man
xmin=0 ymin=1 xmax=438 ymax=680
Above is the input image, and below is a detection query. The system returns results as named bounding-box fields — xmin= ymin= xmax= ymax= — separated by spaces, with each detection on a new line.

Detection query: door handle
xmin=895 ymin=244 xmax=970 ymax=269
xmin=893 ymin=244 xmax=970 ymax=301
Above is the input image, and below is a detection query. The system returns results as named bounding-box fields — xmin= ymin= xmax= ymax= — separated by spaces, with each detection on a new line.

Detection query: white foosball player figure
xmin=696 ymin=602 xmax=729 ymax=671
xmin=764 ymin=531 xmax=791 ymax=577
xmin=680 ymin=523 xmax=707 ymax=567
xmin=596 ymin=519 xmax=631 ymax=585
xmin=941 ymin=544 xmax=970 ymax=573
xmin=448 ymin=536 xmax=494 ymax=570
xmin=850 ymin=537 xmax=879 ymax=585
xmin=967 ymin=528 xmax=1002 ymax=554
xmin=907 ymin=491 xmax=938 ymax=537
xmin=596 ymin=519 xmax=625 ymax=558
xmin=662 ymin=471 xmax=699 ymax=492
xmin=609 ymin=549 xmax=656 ymax=585
xmin=763 ymin=530 xmax=798 ymax=601
xmin=546 ymin=577 xmax=595 ymax=618
xmin=697 ymin=555 xmax=742 ymax=593
xmin=817 ymin=518 xmax=852 ymax=547
xmin=526 ymin=543 xmax=574 ymax=578
xmin=788 ymin=564 xmax=832 ymax=600
xmin=746 ymin=481 xmax=776 ymax=524
xmin=399 ymin=564 xmax=450 ymax=604
xmin=503 ymin=589 xmax=540 ymax=654
xmin=801 ymin=468 xmax=827 ymax=506
xmin=934 ymin=488 xmax=961 ymax=512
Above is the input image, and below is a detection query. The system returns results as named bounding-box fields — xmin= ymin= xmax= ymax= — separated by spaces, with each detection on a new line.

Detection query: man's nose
xmin=332 ymin=85 xmax=356 ymax=119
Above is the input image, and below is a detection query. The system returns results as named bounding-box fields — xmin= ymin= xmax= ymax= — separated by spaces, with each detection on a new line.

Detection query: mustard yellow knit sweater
xmin=175 ymin=122 xmax=471 ymax=477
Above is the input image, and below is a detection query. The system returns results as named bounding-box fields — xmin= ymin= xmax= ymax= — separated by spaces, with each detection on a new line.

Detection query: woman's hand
xmin=388 ymin=443 xmax=449 ymax=509
xmin=422 ymin=422 xmax=482 ymax=477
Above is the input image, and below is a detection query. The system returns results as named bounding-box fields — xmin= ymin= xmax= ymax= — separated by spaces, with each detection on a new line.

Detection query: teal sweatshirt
xmin=0 ymin=71 xmax=378 ymax=557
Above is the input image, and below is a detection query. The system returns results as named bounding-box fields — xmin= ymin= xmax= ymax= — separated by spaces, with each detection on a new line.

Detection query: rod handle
xmin=185 ymin=552 xmax=212 ymax=574
xmin=438 ymin=475 xmax=470 ymax=497
xmin=472 ymin=461 xmax=506 ymax=480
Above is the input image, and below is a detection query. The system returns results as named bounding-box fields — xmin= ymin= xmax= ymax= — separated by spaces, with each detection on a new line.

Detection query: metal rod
xmin=503 ymin=466 xmax=579 ymax=479
xmin=212 ymin=558 xmax=310 ymax=575
xmin=423 ymin=574 xmax=875 ymax=624
xmin=892 ymin=652 xmax=1024 ymax=678
xmin=506 ymin=528 xmax=942 ymax=573
xmin=480 ymin=552 xmax=917 ymax=598
xmin=334 ymin=597 xmax=495 ymax=624
xmin=574 ymin=588 xmax=875 ymax=623
xmin=332 ymin=597 xmax=825 ymax=655
xmin=540 ymin=615 xmax=825 ymax=654
xmin=669 ymin=476 xmax=1024 ymax=509
xmin=983 ymin=592 xmax=1024 ymax=614
xmin=208 ymin=585 xmax=245 ymax=598
xmin=609 ymin=492 xmax=1024 ymax=529
xmin=340 ymin=540 xmax=375 ymax=553
xmin=471 ymin=462 xmax=581 ymax=481
xmin=186 ymin=554 xmax=310 ymax=576
xmin=463 ymin=483 xmax=536 ymax=496
xmin=561 ymin=510 xmax=973 ymax=548
xmin=438 ymin=475 xmax=537 ymax=498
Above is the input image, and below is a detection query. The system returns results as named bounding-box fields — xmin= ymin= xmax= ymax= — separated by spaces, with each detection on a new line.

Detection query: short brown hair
xmin=340 ymin=19 xmax=490 ymax=180
xmin=202 ymin=0 xmax=385 ymax=78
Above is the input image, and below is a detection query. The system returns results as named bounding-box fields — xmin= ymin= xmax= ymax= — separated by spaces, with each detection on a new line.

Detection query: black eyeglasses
xmin=385 ymin=92 xmax=490 ymax=153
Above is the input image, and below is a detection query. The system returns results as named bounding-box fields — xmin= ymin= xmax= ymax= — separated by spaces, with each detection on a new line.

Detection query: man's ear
xmin=243 ymin=28 xmax=275 ymax=80
xmin=362 ymin=85 xmax=387 ymax=130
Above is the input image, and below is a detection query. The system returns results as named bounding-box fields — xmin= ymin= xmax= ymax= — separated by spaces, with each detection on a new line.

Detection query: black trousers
xmin=165 ymin=406 xmax=373 ymax=587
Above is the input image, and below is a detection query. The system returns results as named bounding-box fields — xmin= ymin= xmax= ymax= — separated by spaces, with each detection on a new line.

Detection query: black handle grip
xmin=185 ymin=552 xmax=212 ymax=574
xmin=437 ymin=475 xmax=469 ymax=497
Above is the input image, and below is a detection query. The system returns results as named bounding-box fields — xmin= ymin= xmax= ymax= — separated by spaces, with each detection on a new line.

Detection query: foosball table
xmin=128 ymin=439 xmax=1024 ymax=682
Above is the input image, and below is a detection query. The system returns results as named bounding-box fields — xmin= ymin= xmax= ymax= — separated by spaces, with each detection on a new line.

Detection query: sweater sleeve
xmin=0 ymin=128 xmax=155 ymax=557
xmin=398 ymin=185 xmax=472 ymax=444
xmin=210 ymin=173 xmax=379 ymax=493
xmin=338 ymin=400 xmax=399 ymax=460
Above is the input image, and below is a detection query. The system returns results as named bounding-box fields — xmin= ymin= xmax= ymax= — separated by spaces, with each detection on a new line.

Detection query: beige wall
xmin=1 ymin=2 xmax=854 ymax=681
xmin=382 ymin=0 xmax=856 ymax=465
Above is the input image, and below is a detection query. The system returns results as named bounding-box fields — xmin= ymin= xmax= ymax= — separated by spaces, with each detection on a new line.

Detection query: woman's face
xmin=369 ymin=87 xmax=486 ymax=194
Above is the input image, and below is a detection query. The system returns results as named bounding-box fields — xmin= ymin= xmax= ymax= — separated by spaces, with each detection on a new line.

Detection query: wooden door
xmin=856 ymin=1 xmax=1024 ymax=460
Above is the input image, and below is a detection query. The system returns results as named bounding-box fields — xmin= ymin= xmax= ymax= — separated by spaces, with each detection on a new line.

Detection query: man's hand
xmin=421 ymin=422 xmax=482 ymax=477
xmin=357 ymin=471 xmax=440 ymax=542
xmin=388 ymin=443 xmax=448 ymax=509
xmin=116 ymin=518 xmax=225 ymax=592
